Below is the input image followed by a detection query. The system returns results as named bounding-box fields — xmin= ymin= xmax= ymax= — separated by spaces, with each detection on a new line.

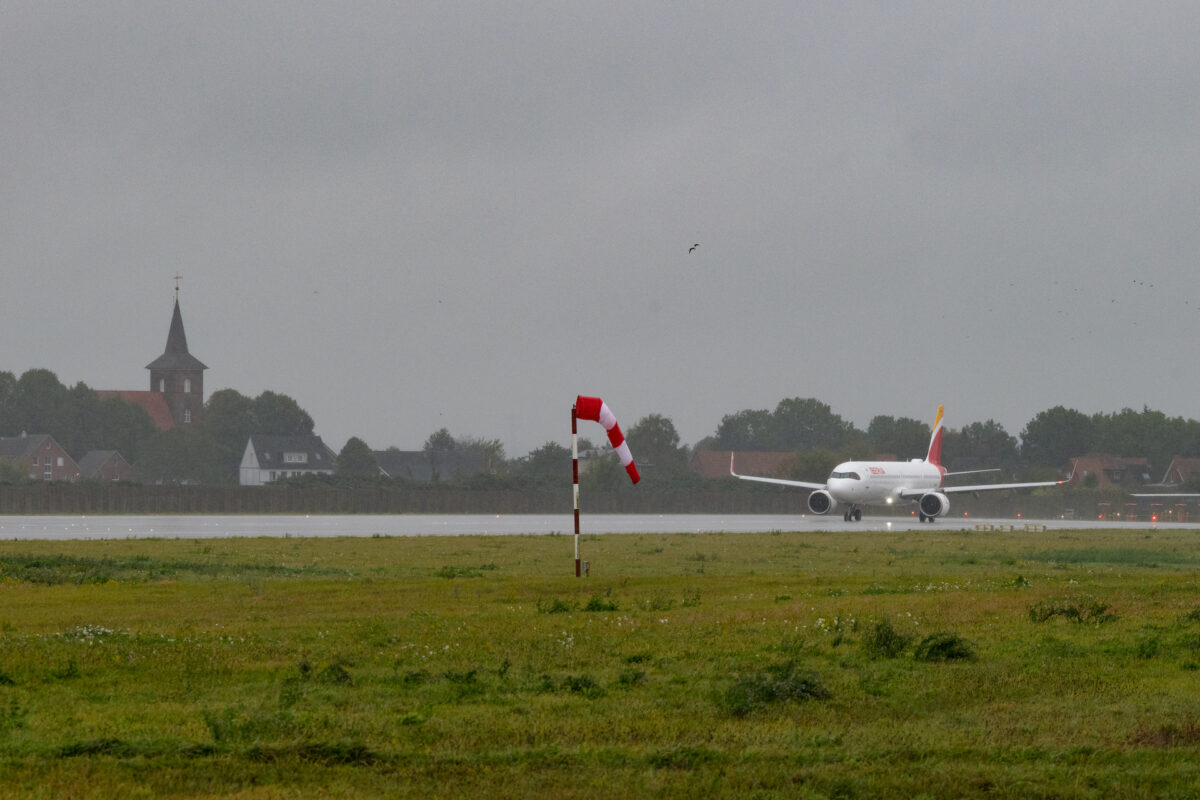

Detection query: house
xmin=240 ymin=435 xmax=336 ymax=485
xmin=1066 ymin=455 xmax=1152 ymax=489
xmin=0 ymin=434 xmax=80 ymax=481
xmin=374 ymin=450 xmax=482 ymax=482
xmin=97 ymin=294 xmax=206 ymax=430
xmin=1156 ymin=456 xmax=1200 ymax=488
xmin=689 ymin=450 xmax=794 ymax=480
xmin=77 ymin=450 xmax=132 ymax=482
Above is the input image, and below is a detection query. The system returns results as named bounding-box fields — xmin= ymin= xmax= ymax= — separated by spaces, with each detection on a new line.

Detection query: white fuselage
xmin=825 ymin=459 xmax=945 ymax=508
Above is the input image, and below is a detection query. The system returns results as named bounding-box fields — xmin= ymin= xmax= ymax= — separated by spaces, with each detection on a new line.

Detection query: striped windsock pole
xmin=572 ymin=402 xmax=580 ymax=577
xmin=573 ymin=395 xmax=640 ymax=577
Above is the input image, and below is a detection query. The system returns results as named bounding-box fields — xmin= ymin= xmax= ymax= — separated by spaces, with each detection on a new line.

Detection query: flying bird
xmin=688 ymin=243 xmax=700 ymax=253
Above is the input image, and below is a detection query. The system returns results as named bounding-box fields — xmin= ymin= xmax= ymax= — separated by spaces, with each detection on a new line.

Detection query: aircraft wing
xmin=942 ymin=468 xmax=1000 ymax=478
xmin=941 ymin=479 xmax=1065 ymax=494
xmin=729 ymin=453 xmax=825 ymax=490
xmin=897 ymin=478 xmax=1064 ymax=499
xmin=1130 ymin=493 xmax=1200 ymax=497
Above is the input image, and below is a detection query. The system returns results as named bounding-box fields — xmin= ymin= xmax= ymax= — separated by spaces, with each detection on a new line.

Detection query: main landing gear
xmin=918 ymin=512 xmax=936 ymax=523
xmin=842 ymin=507 xmax=862 ymax=522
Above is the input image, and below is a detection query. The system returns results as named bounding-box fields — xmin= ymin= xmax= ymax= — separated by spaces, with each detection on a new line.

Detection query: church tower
xmin=146 ymin=292 xmax=207 ymax=427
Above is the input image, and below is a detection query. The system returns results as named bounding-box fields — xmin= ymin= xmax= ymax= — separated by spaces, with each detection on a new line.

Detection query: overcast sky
xmin=4 ymin=2 xmax=1200 ymax=457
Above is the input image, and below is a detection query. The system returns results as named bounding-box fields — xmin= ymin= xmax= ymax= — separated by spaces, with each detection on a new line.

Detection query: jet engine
xmin=808 ymin=490 xmax=835 ymax=515
xmin=919 ymin=492 xmax=950 ymax=518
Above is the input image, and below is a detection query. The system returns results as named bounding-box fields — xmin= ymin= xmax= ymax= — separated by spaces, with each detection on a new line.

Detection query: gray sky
xmin=4 ymin=2 xmax=1200 ymax=457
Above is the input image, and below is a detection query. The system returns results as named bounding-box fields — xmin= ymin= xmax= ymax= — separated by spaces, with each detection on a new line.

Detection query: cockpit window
xmin=831 ymin=471 xmax=862 ymax=480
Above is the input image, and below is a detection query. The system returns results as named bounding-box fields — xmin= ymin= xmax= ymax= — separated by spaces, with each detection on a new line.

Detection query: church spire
xmin=146 ymin=286 xmax=207 ymax=427
xmin=146 ymin=295 xmax=207 ymax=371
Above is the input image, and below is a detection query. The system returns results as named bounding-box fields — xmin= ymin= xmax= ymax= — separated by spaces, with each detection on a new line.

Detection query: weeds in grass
xmin=1028 ymin=595 xmax=1115 ymax=624
xmin=861 ymin=618 xmax=913 ymax=659
xmin=49 ymin=658 xmax=80 ymax=680
xmin=537 ymin=599 xmax=573 ymax=614
xmin=0 ymin=697 xmax=26 ymax=734
xmin=583 ymin=595 xmax=618 ymax=612
xmin=913 ymin=633 xmax=976 ymax=662
xmin=1129 ymin=716 xmax=1200 ymax=747
xmin=617 ymin=669 xmax=646 ymax=688
xmin=647 ymin=746 xmax=722 ymax=769
xmin=318 ymin=662 xmax=353 ymax=686
xmin=434 ymin=565 xmax=482 ymax=578
xmin=562 ymin=674 xmax=605 ymax=698
xmin=717 ymin=661 xmax=830 ymax=717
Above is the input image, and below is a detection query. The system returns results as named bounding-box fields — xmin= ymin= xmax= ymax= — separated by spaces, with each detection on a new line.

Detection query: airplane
xmin=729 ymin=405 xmax=1065 ymax=522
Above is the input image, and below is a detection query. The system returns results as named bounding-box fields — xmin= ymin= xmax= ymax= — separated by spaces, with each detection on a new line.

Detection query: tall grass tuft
xmin=913 ymin=633 xmax=976 ymax=662
xmin=861 ymin=617 xmax=913 ymax=659
xmin=1029 ymin=595 xmax=1115 ymax=624
xmin=717 ymin=661 xmax=830 ymax=717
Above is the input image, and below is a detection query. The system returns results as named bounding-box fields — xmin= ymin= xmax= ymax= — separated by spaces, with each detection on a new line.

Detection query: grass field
xmin=3 ymin=526 xmax=1200 ymax=798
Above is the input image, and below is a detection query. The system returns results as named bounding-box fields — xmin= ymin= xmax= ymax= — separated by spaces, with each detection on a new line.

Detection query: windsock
xmin=575 ymin=395 xmax=640 ymax=484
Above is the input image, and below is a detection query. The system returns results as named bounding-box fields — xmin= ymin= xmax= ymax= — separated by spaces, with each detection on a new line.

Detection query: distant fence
xmin=0 ymin=484 xmax=812 ymax=516
xmin=0 ymin=483 xmax=1144 ymax=520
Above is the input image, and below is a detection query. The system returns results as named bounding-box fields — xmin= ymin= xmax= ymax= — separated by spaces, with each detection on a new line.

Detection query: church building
xmin=99 ymin=295 xmax=207 ymax=430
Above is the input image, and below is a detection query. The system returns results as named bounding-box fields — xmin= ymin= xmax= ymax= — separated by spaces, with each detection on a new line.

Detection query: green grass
xmin=3 ymin=527 xmax=1200 ymax=797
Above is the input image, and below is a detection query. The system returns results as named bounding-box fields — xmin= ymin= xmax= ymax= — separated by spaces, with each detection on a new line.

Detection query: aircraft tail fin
xmin=925 ymin=405 xmax=945 ymax=467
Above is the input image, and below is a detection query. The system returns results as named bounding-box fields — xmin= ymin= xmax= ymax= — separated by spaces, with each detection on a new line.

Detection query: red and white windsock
xmin=575 ymin=395 xmax=640 ymax=484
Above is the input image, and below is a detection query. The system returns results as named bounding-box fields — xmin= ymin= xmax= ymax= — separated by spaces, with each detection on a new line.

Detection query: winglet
xmin=729 ymin=451 xmax=737 ymax=477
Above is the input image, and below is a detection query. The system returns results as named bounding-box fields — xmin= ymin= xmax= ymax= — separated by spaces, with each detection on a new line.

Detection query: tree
xmin=336 ymin=437 xmax=378 ymax=477
xmin=779 ymin=447 xmax=842 ymax=483
xmin=1020 ymin=407 xmax=1094 ymax=468
xmin=1091 ymin=406 xmax=1186 ymax=474
xmin=714 ymin=409 xmax=773 ymax=450
xmin=96 ymin=395 xmax=156 ymax=463
xmin=626 ymin=413 xmax=688 ymax=481
xmin=204 ymin=389 xmax=255 ymax=453
xmin=769 ymin=397 xmax=856 ymax=451
xmin=943 ymin=420 xmax=1018 ymax=467
xmin=423 ymin=428 xmax=456 ymax=482
xmin=867 ymin=415 xmax=930 ymax=460
xmin=457 ymin=437 xmax=506 ymax=475
xmin=250 ymin=391 xmax=314 ymax=436
xmin=0 ymin=371 xmax=18 ymax=436
xmin=134 ymin=429 xmax=225 ymax=484
xmin=203 ymin=389 xmax=317 ymax=481
xmin=519 ymin=441 xmax=572 ymax=484
xmin=14 ymin=369 xmax=68 ymax=435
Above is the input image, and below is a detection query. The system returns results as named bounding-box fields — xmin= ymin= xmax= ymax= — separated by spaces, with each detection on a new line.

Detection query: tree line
xmin=4 ymin=366 xmax=1198 ymax=489
xmin=0 ymin=369 xmax=314 ymax=484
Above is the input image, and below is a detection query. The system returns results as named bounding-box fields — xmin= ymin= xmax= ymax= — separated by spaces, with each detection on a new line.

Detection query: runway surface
xmin=0 ymin=513 xmax=1194 ymax=540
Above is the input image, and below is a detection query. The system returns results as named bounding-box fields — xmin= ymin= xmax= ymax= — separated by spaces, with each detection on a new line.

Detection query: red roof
xmin=97 ymin=390 xmax=176 ymax=431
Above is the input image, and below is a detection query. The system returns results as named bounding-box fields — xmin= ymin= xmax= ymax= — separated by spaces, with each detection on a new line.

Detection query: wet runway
xmin=0 ymin=513 xmax=1194 ymax=540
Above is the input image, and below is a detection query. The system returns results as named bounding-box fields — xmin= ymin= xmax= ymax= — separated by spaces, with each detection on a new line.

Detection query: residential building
xmin=77 ymin=450 xmax=132 ymax=481
xmin=1066 ymin=455 xmax=1152 ymax=489
xmin=240 ymin=435 xmax=336 ymax=485
xmin=0 ymin=434 xmax=80 ymax=481
xmin=1157 ymin=456 xmax=1200 ymax=488
xmin=374 ymin=450 xmax=482 ymax=482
